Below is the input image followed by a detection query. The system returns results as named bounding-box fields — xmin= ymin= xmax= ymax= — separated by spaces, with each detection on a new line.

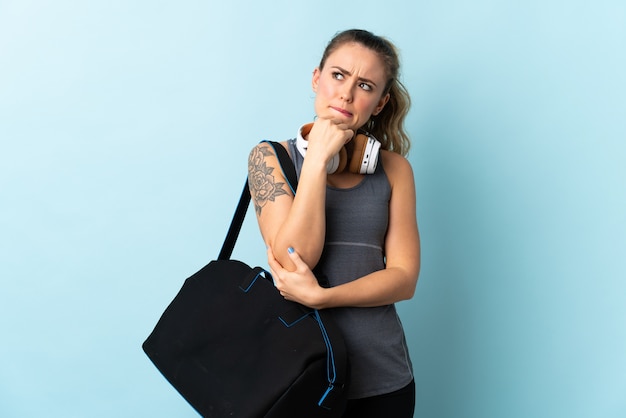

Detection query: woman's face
xmin=312 ymin=42 xmax=390 ymax=131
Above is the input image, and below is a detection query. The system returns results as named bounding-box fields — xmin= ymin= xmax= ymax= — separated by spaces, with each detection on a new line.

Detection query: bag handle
xmin=218 ymin=141 xmax=298 ymax=260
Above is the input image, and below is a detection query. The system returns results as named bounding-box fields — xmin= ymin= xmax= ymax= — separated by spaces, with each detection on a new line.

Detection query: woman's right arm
xmin=247 ymin=141 xmax=326 ymax=271
xmin=247 ymin=119 xmax=352 ymax=271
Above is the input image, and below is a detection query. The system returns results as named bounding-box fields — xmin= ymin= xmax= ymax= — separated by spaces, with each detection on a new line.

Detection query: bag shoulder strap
xmin=218 ymin=141 xmax=298 ymax=260
xmin=269 ymin=140 xmax=298 ymax=194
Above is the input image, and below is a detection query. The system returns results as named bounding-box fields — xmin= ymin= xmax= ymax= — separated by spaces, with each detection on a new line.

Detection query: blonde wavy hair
xmin=319 ymin=29 xmax=412 ymax=156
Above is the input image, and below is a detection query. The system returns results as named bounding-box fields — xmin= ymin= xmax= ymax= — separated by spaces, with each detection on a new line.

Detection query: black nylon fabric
xmin=142 ymin=259 xmax=348 ymax=417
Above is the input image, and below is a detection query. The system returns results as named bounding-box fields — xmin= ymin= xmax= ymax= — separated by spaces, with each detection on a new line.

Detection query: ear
xmin=312 ymin=67 xmax=321 ymax=93
xmin=372 ymin=93 xmax=390 ymax=116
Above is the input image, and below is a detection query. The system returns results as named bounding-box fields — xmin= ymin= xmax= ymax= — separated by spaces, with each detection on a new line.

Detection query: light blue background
xmin=1 ymin=1 xmax=624 ymax=417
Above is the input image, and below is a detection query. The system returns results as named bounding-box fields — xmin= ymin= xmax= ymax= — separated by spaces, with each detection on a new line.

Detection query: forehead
xmin=324 ymin=42 xmax=387 ymax=81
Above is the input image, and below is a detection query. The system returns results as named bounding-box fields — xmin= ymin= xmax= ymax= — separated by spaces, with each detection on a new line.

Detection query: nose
xmin=340 ymin=84 xmax=353 ymax=103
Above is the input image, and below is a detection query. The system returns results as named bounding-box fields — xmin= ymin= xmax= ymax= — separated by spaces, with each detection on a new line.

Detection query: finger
xmin=286 ymin=247 xmax=307 ymax=270
xmin=333 ymin=121 xmax=352 ymax=132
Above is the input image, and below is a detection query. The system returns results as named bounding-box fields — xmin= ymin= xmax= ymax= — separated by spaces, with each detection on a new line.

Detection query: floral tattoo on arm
xmin=248 ymin=145 xmax=288 ymax=215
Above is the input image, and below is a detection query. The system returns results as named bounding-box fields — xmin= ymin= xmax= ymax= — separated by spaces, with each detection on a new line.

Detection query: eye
xmin=332 ymin=71 xmax=345 ymax=80
xmin=359 ymin=82 xmax=373 ymax=92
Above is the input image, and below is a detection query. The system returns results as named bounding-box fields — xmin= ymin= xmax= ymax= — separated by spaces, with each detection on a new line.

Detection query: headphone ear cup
xmin=328 ymin=146 xmax=348 ymax=174
xmin=349 ymin=133 xmax=381 ymax=174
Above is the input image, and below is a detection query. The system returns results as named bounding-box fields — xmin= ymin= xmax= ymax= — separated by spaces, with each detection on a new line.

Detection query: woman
xmin=247 ymin=29 xmax=420 ymax=418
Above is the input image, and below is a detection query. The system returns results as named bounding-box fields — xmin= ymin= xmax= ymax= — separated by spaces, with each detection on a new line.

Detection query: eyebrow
xmin=331 ymin=66 xmax=378 ymax=88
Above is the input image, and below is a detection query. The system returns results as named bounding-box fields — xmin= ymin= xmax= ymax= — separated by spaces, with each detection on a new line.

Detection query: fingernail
xmin=287 ymin=247 xmax=294 ymax=254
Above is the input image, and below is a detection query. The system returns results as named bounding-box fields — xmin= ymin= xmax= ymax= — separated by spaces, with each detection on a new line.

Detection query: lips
xmin=331 ymin=106 xmax=353 ymax=118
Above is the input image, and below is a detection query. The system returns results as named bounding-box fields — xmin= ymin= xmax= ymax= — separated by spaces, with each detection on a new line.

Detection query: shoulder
xmin=248 ymin=141 xmax=275 ymax=161
xmin=248 ymin=141 xmax=292 ymax=163
xmin=381 ymin=150 xmax=415 ymax=188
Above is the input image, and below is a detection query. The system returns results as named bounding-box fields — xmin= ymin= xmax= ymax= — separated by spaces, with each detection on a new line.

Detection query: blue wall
xmin=1 ymin=1 xmax=624 ymax=417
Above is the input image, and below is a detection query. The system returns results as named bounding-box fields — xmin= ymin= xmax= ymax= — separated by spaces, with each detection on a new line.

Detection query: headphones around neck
xmin=296 ymin=123 xmax=381 ymax=174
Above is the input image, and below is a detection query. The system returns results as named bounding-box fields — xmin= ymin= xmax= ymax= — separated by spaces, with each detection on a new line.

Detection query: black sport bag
xmin=142 ymin=141 xmax=349 ymax=417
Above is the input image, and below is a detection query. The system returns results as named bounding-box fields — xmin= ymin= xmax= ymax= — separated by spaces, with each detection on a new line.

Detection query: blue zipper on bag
xmin=278 ymin=308 xmax=338 ymax=408
xmin=313 ymin=309 xmax=337 ymax=408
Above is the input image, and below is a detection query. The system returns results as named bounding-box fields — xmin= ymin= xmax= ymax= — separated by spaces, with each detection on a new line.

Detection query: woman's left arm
xmin=268 ymin=151 xmax=421 ymax=309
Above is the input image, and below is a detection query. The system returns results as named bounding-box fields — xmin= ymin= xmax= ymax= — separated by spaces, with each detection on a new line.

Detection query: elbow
xmin=272 ymin=236 xmax=322 ymax=271
xmin=270 ymin=239 xmax=322 ymax=272
xmin=401 ymin=281 xmax=417 ymax=301
xmin=400 ymin=268 xmax=420 ymax=301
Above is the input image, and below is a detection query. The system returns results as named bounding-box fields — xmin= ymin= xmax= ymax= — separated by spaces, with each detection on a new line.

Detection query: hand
xmin=267 ymin=246 xmax=326 ymax=309
xmin=306 ymin=117 xmax=353 ymax=162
